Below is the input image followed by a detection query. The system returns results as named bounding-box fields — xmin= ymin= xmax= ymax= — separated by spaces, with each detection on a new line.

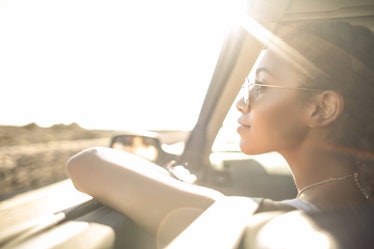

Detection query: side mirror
xmin=109 ymin=131 xmax=178 ymax=165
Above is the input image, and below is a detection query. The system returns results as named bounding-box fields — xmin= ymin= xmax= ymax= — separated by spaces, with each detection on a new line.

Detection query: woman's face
xmin=236 ymin=50 xmax=310 ymax=155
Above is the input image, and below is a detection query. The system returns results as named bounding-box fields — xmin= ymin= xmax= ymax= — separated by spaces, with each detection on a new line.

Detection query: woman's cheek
xmin=241 ymin=103 xmax=294 ymax=154
xmin=239 ymin=113 xmax=271 ymax=154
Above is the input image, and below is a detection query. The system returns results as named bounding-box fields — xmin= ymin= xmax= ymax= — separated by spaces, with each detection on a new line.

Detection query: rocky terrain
xmin=0 ymin=123 xmax=189 ymax=200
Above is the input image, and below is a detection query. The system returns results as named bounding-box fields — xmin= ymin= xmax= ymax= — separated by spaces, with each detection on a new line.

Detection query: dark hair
xmin=281 ymin=21 xmax=374 ymax=161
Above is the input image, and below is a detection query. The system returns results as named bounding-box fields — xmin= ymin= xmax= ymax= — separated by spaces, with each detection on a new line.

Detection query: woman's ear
xmin=306 ymin=91 xmax=344 ymax=128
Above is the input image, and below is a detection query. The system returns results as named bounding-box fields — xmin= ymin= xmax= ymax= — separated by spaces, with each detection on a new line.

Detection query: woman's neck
xmin=279 ymin=142 xmax=371 ymax=208
xmin=282 ymin=144 xmax=354 ymax=187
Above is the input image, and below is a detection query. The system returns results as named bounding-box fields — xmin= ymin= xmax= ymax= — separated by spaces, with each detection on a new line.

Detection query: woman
xmin=66 ymin=21 xmax=374 ymax=243
xmin=237 ymin=21 xmax=374 ymax=210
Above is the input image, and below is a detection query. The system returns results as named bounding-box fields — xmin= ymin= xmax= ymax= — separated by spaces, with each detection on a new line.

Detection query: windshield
xmin=0 ymin=0 xmax=244 ymax=131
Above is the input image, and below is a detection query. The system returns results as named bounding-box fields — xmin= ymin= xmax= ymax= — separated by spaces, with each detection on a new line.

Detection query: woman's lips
xmin=237 ymin=118 xmax=250 ymax=127
xmin=237 ymin=123 xmax=251 ymax=133
xmin=237 ymin=117 xmax=251 ymax=132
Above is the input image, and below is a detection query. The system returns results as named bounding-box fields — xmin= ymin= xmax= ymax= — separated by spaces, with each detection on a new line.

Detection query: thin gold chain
xmin=353 ymin=173 xmax=370 ymax=199
xmin=297 ymin=174 xmax=354 ymax=198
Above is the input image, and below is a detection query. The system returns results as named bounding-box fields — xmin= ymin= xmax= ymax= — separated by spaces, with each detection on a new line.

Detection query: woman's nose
xmin=236 ymin=97 xmax=250 ymax=113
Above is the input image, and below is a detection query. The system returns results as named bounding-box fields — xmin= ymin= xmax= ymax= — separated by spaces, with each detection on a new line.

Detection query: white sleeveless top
xmin=280 ymin=199 xmax=319 ymax=212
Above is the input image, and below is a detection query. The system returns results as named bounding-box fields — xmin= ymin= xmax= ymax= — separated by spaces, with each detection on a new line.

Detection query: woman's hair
xmin=281 ymin=21 xmax=374 ymax=161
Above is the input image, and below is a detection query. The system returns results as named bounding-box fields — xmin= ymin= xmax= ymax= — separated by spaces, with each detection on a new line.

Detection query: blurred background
xmin=0 ymin=0 xmax=245 ymax=199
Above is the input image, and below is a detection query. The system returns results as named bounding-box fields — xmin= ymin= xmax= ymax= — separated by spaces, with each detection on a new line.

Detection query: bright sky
xmin=0 ymin=0 xmax=245 ymax=130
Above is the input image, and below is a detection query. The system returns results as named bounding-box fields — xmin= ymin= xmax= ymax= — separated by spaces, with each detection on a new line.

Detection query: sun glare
xmin=0 ymin=0 xmax=246 ymax=131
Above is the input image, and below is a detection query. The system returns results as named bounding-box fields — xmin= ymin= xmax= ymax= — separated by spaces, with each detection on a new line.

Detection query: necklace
xmin=353 ymin=172 xmax=370 ymax=199
xmin=297 ymin=173 xmax=354 ymax=198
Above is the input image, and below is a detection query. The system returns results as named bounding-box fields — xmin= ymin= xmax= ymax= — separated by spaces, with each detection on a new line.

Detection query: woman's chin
xmin=239 ymin=140 xmax=267 ymax=155
xmin=239 ymin=140 xmax=254 ymax=154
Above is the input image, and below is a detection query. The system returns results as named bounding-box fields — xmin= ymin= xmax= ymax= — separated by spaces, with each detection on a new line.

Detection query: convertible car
xmin=1 ymin=0 xmax=373 ymax=248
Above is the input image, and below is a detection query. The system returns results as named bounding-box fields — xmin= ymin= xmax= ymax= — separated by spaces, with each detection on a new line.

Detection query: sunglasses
xmin=242 ymin=78 xmax=321 ymax=105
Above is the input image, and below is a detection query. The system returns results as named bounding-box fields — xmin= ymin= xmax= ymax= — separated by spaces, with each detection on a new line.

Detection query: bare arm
xmin=66 ymin=147 xmax=224 ymax=242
